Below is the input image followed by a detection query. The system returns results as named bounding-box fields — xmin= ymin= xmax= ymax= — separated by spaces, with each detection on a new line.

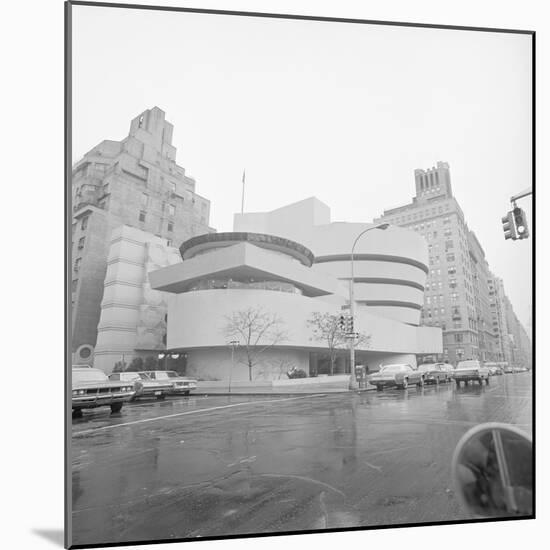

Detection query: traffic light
xmin=513 ymin=207 xmax=529 ymax=239
xmin=338 ymin=315 xmax=345 ymax=331
xmin=501 ymin=211 xmax=517 ymax=241
xmin=348 ymin=316 xmax=354 ymax=333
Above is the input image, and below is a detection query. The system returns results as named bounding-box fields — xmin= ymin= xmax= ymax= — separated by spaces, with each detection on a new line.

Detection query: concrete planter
xmin=196 ymin=375 xmax=352 ymax=394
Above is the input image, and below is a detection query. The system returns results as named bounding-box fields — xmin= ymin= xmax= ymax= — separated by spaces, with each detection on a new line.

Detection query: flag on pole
xmin=241 ymin=170 xmax=246 ymax=214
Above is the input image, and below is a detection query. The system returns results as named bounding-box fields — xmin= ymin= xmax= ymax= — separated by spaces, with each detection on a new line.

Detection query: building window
xmin=454 ymin=333 xmax=463 ymax=343
xmin=167 ymin=221 xmax=174 ymax=232
xmin=446 ymin=253 xmax=455 ymax=262
xmin=138 ymin=115 xmax=144 ymax=128
xmin=168 ymin=204 xmax=175 ymax=217
xmin=171 ymin=182 xmax=176 ymax=194
xmin=81 ymin=217 xmax=88 ymax=231
xmin=98 ymin=196 xmax=109 ymax=209
xmin=166 ymin=239 xmax=172 ymax=247
xmin=78 ymin=237 xmax=85 ymax=250
xmin=71 ymin=279 xmax=78 ymax=292
xmin=102 ymin=183 xmax=110 ymax=195
xmin=141 ymin=193 xmax=149 ymax=208
xmin=139 ymin=211 xmax=146 ymax=222
xmin=74 ymin=258 xmax=81 ymax=272
xmin=433 ymin=231 xmax=438 ymax=238
xmin=445 ymin=240 xmax=454 ymax=250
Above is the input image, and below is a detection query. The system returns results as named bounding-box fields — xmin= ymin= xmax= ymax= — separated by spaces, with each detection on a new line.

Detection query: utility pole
xmin=228 ymin=340 xmax=239 ymax=393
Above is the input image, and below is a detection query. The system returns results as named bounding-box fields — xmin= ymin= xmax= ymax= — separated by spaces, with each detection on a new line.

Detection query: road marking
xmin=258 ymin=473 xmax=346 ymax=497
xmin=72 ymin=394 xmax=326 ymax=437
xmin=364 ymin=461 xmax=383 ymax=472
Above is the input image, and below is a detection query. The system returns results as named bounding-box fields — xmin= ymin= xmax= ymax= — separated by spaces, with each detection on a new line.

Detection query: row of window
xmin=186 ymin=278 xmax=303 ymax=294
xmin=383 ymin=203 xmax=451 ymax=225
xmin=139 ymin=210 xmax=174 ymax=232
xmin=141 ymin=193 xmax=177 ymax=216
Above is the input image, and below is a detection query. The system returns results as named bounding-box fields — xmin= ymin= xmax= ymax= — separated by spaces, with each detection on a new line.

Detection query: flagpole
xmin=241 ymin=170 xmax=246 ymax=214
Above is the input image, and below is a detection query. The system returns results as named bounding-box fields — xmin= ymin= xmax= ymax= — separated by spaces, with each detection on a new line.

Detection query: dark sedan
xmin=417 ymin=363 xmax=450 ymax=385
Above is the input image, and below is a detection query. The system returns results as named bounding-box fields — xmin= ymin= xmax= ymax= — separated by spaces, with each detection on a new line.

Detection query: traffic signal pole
xmin=501 ymin=187 xmax=532 ymax=241
xmin=510 ymin=187 xmax=532 ymax=204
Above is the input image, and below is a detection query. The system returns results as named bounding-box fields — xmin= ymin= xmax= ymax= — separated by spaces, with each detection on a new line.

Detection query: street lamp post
xmin=228 ymin=340 xmax=239 ymax=393
xmin=348 ymin=223 xmax=389 ymax=389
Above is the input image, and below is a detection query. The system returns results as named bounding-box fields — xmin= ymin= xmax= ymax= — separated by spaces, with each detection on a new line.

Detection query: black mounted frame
xmin=65 ymin=2 xmax=535 ymax=548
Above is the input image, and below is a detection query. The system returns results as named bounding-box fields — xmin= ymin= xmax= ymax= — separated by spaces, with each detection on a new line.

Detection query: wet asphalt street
xmin=71 ymin=373 xmax=532 ymax=547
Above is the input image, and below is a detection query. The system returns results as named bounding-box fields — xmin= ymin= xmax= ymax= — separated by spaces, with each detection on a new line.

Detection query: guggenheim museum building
xmin=149 ymin=197 xmax=442 ymax=381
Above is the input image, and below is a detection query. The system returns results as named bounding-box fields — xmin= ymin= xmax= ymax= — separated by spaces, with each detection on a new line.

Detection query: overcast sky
xmin=72 ymin=5 xmax=533 ymax=328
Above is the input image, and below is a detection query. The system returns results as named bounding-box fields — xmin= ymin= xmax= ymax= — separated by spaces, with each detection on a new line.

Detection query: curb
xmin=192 ymin=387 xmax=377 ymax=397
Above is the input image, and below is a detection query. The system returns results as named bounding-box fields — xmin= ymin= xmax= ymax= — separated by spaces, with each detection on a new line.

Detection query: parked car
xmin=108 ymin=372 xmax=172 ymax=400
xmin=143 ymin=370 xmax=197 ymax=395
xmin=484 ymin=362 xmax=504 ymax=376
xmin=72 ymin=366 xmax=135 ymax=417
xmin=417 ymin=363 xmax=450 ymax=385
xmin=452 ymin=360 xmax=490 ymax=386
xmin=435 ymin=362 xmax=455 ymax=374
xmin=503 ymin=365 xmax=514 ymax=374
xmin=369 ymin=364 xmax=424 ymax=391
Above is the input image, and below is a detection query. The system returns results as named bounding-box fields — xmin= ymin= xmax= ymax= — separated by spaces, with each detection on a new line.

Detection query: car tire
xmin=72 ymin=409 xmax=83 ymax=418
xmin=183 ymin=390 xmax=190 ymax=396
xmin=376 ymin=386 xmax=383 ymax=392
xmin=156 ymin=394 xmax=166 ymax=400
xmin=400 ymin=378 xmax=408 ymax=390
xmin=110 ymin=403 xmax=123 ymax=413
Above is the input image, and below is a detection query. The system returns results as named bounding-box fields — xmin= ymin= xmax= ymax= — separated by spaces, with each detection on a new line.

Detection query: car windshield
xmin=73 ymin=369 xmax=108 ymax=384
xmin=381 ymin=365 xmax=406 ymax=373
xmin=138 ymin=373 xmax=151 ymax=380
xmin=152 ymin=371 xmax=179 ymax=379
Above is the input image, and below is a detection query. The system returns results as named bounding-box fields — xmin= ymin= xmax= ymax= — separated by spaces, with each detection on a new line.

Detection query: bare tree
xmin=223 ymin=306 xmax=288 ymax=381
xmin=307 ymin=312 xmax=371 ymax=375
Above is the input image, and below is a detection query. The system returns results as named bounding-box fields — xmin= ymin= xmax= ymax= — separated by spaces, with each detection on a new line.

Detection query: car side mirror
xmin=452 ymin=423 xmax=532 ymax=518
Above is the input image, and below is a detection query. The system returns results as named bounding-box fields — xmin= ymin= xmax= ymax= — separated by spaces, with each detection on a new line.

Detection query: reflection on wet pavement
xmin=71 ymin=374 xmax=532 ymax=546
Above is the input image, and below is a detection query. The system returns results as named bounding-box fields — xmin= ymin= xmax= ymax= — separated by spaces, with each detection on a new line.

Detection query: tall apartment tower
xmin=71 ymin=107 xmax=213 ymax=363
xmin=374 ymin=161 xmax=522 ymax=365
